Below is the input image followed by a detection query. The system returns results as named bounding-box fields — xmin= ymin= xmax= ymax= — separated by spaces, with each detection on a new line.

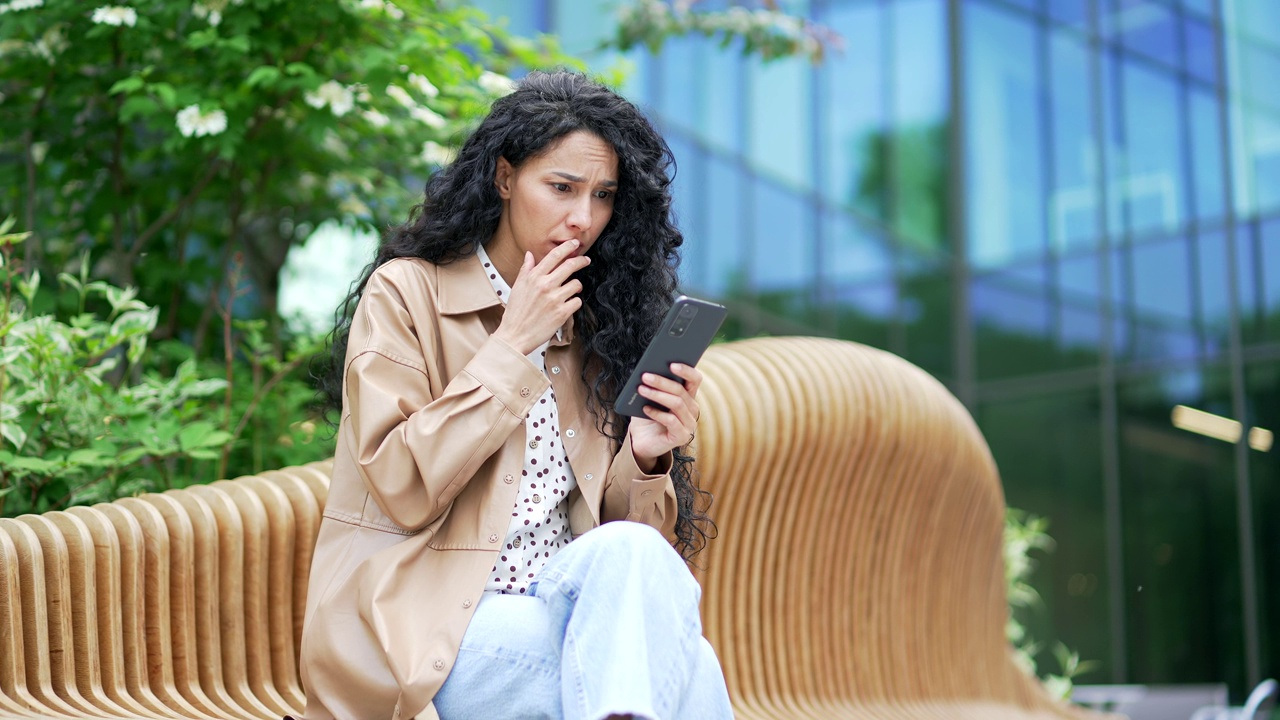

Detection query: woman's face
xmin=490 ymin=130 xmax=619 ymax=269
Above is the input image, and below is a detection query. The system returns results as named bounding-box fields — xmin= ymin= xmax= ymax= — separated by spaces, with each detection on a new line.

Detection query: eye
xmin=552 ymin=183 xmax=570 ymax=192
xmin=594 ymin=189 xmax=613 ymax=200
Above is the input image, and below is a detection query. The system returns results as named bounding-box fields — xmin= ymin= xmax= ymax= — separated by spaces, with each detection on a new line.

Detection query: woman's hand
xmin=628 ymin=363 xmax=703 ymax=472
xmin=493 ymin=240 xmax=591 ymax=355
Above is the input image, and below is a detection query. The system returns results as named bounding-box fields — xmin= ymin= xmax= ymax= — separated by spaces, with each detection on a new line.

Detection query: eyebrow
xmin=552 ymin=171 xmax=618 ymax=188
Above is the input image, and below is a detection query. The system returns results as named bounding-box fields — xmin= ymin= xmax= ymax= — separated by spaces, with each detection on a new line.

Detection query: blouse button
xmin=488 ymin=533 xmax=499 ymax=543
xmin=565 ymin=429 xmax=576 ymax=438
xmin=584 ymin=473 xmax=593 ymax=481
xmin=529 ymin=440 xmax=539 ymax=449
xmin=533 ymin=494 xmax=541 ymax=504
xmin=433 ymin=659 xmax=445 ymax=671
xmin=520 ymin=387 xmax=531 ymax=398
xmin=503 ymin=474 xmax=514 ymax=484
xmin=462 ymin=598 xmax=473 ymax=608
xmin=551 ymin=366 xmax=561 ymax=374
xmin=512 ymin=536 xmax=522 ymax=548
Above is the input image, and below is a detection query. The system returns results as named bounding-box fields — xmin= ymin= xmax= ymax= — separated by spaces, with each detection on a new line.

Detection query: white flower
xmin=30 ymin=142 xmax=48 ymax=165
xmin=384 ymin=2 xmax=403 ymax=19
xmin=192 ymin=3 xmax=222 ymax=25
xmin=304 ymin=80 xmax=355 ymax=117
xmin=410 ymin=105 xmax=446 ymax=129
xmin=420 ymin=141 xmax=455 ymax=167
xmin=32 ymin=25 xmax=67 ymax=63
xmin=408 ymin=73 xmax=438 ymax=99
xmin=362 ymin=109 xmax=389 ymax=128
xmin=1 ymin=0 xmax=45 ymax=13
xmin=339 ymin=196 xmax=371 ymax=217
xmin=91 ymin=5 xmax=138 ymax=26
xmin=175 ymin=104 xmax=228 ymax=138
xmin=385 ymin=84 xmax=414 ymax=108
xmin=478 ymin=71 xmax=515 ymax=96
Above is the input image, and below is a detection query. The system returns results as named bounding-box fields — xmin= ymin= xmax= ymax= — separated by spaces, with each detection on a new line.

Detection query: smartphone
xmin=613 ymin=295 xmax=727 ymax=418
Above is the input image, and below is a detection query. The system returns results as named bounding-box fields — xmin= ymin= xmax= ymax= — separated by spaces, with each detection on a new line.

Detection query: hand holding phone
xmin=614 ymin=295 xmax=727 ymax=418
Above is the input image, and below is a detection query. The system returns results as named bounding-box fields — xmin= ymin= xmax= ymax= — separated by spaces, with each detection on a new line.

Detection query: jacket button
xmin=504 ymin=474 xmax=514 ymax=484
xmin=462 ymin=598 xmax=472 ymax=608
xmin=584 ymin=473 xmax=593 ymax=481
xmin=433 ymin=659 xmax=445 ymax=671
xmin=520 ymin=387 xmax=531 ymax=398
xmin=565 ymin=429 xmax=575 ymax=438
xmin=488 ymin=533 xmax=499 ymax=543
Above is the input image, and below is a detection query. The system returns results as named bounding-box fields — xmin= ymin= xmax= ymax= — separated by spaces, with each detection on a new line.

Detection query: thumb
xmin=522 ymin=251 xmax=535 ymax=273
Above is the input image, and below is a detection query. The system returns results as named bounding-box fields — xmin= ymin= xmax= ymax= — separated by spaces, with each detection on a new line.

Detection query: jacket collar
xmin=436 ymin=250 xmax=575 ymax=346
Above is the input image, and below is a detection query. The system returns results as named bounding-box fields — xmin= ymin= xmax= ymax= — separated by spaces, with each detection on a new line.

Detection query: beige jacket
xmin=298 ymin=254 xmax=678 ymax=720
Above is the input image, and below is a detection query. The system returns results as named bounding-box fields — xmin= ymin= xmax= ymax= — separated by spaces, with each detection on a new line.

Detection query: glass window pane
xmin=1119 ymin=1 xmax=1179 ymax=69
xmin=965 ymin=3 xmax=1047 ymax=267
xmin=1238 ymin=104 xmax=1280 ymax=217
xmin=973 ymin=263 xmax=1056 ymax=379
xmin=1190 ymin=88 xmax=1227 ymax=224
xmin=822 ymin=1 xmax=886 ymax=216
xmin=902 ymin=264 xmax=952 ymax=379
xmin=747 ymin=56 xmax=811 ymax=189
xmin=1232 ymin=0 xmax=1280 ymax=48
xmin=704 ymin=153 xmax=747 ymax=296
xmin=1245 ymin=361 xmax=1279 ymax=679
xmin=1128 ymin=237 xmax=1198 ymax=360
xmin=752 ymin=177 xmax=813 ymax=293
xmin=822 ymin=207 xmax=893 ymax=286
xmin=658 ymin=36 xmax=701 ymax=132
xmin=1050 ymin=32 xmax=1102 ymax=252
xmin=893 ymin=0 xmax=949 ymax=254
xmin=835 ymin=282 xmax=896 ymax=352
xmin=1049 ymin=0 xmax=1090 ymax=27
xmin=1057 ymin=252 xmax=1106 ymax=366
xmin=978 ymin=388 xmax=1112 ymax=685
xmin=1183 ymin=15 xmax=1218 ymax=85
xmin=1119 ymin=58 xmax=1188 ymax=237
xmin=667 ymin=134 xmax=707 ymax=291
xmin=1196 ymin=229 xmax=1231 ymax=357
xmin=700 ymin=42 xmax=742 ymax=154
xmin=1118 ymin=366 xmax=1245 ymax=691
xmin=1261 ymin=218 xmax=1280 ymax=341
xmin=550 ymin=0 xmax=613 ymax=57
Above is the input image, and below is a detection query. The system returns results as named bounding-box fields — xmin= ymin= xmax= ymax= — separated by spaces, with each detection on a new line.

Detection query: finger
xmin=638 ymin=384 xmax=694 ymax=426
xmin=545 ymin=254 xmax=591 ymax=286
xmin=642 ymin=404 xmax=693 ymax=444
xmin=641 ymin=371 xmax=689 ymax=396
xmin=667 ymin=363 xmax=703 ymax=395
xmin=533 ymin=239 xmax=581 ymax=274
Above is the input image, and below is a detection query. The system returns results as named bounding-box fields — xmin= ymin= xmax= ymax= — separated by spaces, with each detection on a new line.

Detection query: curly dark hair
xmin=319 ymin=70 xmax=714 ymax=560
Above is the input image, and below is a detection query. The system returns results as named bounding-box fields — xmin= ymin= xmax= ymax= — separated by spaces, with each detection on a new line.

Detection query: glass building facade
xmin=475 ymin=0 xmax=1279 ymax=699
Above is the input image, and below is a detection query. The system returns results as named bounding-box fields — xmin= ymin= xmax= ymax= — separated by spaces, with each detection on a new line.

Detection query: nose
xmin=566 ymin=195 xmax=592 ymax=233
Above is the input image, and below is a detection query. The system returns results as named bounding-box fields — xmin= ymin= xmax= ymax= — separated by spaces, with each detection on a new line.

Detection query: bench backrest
xmin=0 ymin=337 xmax=1093 ymax=719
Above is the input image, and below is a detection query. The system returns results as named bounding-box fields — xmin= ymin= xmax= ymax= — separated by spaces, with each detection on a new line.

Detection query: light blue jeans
xmin=433 ymin=521 xmax=734 ymax=720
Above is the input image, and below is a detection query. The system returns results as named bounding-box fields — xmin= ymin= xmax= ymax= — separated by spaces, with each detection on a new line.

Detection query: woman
xmin=299 ymin=70 xmax=733 ymax=720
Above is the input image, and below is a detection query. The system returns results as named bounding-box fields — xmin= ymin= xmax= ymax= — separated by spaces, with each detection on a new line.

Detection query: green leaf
xmin=66 ymin=448 xmax=114 ymax=467
xmin=109 ymin=77 xmax=146 ymax=95
xmin=0 ymin=454 xmax=60 ymax=473
xmin=284 ymin=62 xmax=315 ymax=77
xmin=178 ymin=421 xmax=233 ymax=451
xmin=150 ymin=83 xmax=177 ymax=109
xmin=246 ymin=66 xmax=282 ymax=88
xmin=120 ymin=95 xmax=160 ymax=122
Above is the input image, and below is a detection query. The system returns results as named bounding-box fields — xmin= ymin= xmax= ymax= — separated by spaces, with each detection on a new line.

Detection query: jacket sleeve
xmin=600 ymin=435 xmax=679 ymax=541
xmin=342 ymin=266 xmax=548 ymax=531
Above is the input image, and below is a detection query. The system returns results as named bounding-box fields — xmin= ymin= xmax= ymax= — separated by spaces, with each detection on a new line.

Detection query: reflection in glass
xmin=1051 ymin=32 xmax=1102 ymax=252
xmin=822 ymin=207 xmax=893 ymax=286
xmin=752 ymin=177 xmax=814 ymax=293
xmin=1196 ymin=229 xmax=1231 ymax=356
xmin=703 ymin=152 xmax=747 ymax=296
xmin=658 ymin=36 xmax=701 ymax=133
xmin=835 ymin=282 xmax=896 ymax=354
xmin=699 ymin=38 xmax=742 ymax=152
xmin=747 ymin=54 xmax=811 ymax=189
xmin=965 ymin=3 xmax=1046 ymax=267
xmin=973 ymin=264 xmax=1056 ymax=379
xmin=1245 ymin=362 xmax=1279 ymax=678
xmin=1183 ymin=15 xmax=1218 ymax=85
xmin=1057 ymin=252 xmax=1106 ymax=366
xmin=1128 ymin=237 xmax=1198 ymax=361
xmin=1117 ymin=1 xmax=1179 ymax=69
xmin=1120 ymin=59 xmax=1187 ymax=237
xmin=891 ymin=0 xmax=949 ymax=253
xmin=978 ymin=389 xmax=1111 ymax=683
xmin=667 ymin=134 xmax=707 ymax=291
xmin=821 ymin=1 xmax=886 ymax=218
xmin=1260 ymin=219 xmax=1280 ymax=341
xmin=902 ymin=264 xmax=952 ymax=380
xmin=1190 ymin=89 xmax=1227 ymax=224
xmin=1118 ymin=366 xmax=1244 ymax=691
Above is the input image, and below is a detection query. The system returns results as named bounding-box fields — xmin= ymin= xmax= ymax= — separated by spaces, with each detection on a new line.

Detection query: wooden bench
xmin=0 ymin=337 xmax=1096 ymax=719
